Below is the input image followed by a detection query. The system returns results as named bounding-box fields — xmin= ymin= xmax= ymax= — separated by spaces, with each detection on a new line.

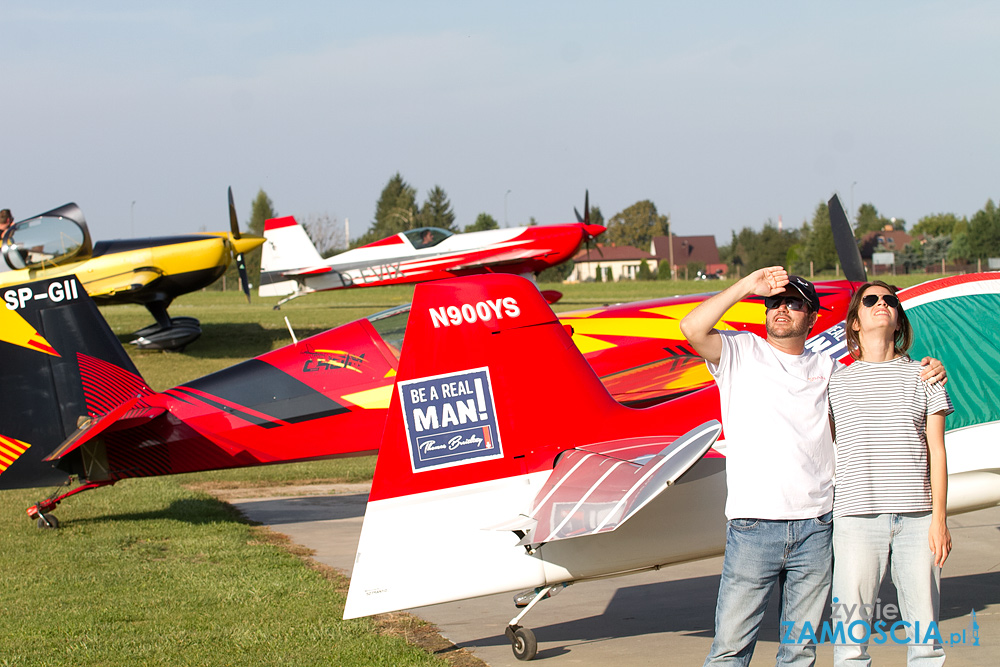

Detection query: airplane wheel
xmin=511 ymin=626 xmax=537 ymax=661
xmin=36 ymin=513 xmax=59 ymax=529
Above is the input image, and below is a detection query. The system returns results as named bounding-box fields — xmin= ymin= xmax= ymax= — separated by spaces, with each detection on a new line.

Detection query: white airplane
xmin=342 ymin=271 xmax=1000 ymax=661
xmin=258 ymin=194 xmax=604 ymax=308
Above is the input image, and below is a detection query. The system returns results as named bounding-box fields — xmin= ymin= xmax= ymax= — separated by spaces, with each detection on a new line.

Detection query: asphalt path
xmin=230 ymin=487 xmax=999 ymax=666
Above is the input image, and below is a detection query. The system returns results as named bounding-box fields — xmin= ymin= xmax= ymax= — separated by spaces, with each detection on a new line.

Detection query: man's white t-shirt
xmin=708 ymin=330 xmax=838 ymax=520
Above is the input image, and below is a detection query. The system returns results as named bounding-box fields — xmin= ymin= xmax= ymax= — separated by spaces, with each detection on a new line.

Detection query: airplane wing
xmin=278 ymin=265 xmax=335 ymax=277
xmin=80 ymin=268 xmax=163 ymax=298
xmin=448 ymin=246 xmax=560 ymax=271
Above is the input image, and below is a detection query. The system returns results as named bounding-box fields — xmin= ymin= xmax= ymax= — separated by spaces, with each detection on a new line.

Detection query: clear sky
xmin=3 ymin=2 xmax=998 ymax=246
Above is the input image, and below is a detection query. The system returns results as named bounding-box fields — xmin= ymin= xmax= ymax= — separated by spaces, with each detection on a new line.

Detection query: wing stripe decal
xmin=78 ymin=353 xmax=151 ymax=417
xmin=170 ymin=388 xmax=287 ymax=429
xmin=0 ymin=435 xmax=31 ymax=476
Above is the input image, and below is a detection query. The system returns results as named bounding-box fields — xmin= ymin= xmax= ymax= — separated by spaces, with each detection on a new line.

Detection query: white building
xmin=569 ymin=245 xmax=657 ymax=282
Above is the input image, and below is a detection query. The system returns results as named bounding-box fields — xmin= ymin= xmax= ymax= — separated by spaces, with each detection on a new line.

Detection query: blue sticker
xmin=398 ymin=367 xmax=503 ymax=472
xmin=806 ymin=322 xmax=849 ymax=361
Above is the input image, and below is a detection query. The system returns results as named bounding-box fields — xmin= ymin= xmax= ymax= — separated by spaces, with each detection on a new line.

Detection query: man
xmin=0 ymin=209 xmax=12 ymax=235
xmin=680 ymin=267 xmax=943 ymax=666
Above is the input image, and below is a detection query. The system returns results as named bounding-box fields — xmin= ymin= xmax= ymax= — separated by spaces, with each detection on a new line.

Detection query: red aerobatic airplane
xmin=343 ymin=270 xmax=1000 ymax=661
xmin=258 ymin=193 xmax=605 ymax=307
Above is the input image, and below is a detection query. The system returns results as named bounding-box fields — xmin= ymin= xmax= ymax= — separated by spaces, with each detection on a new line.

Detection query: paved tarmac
xmin=230 ymin=487 xmax=999 ymax=666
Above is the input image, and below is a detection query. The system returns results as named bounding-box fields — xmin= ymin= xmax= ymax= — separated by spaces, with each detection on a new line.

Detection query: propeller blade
xmin=227 ymin=187 xmax=251 ymax=302
xmin=574 ymin=190 xmax=590 ymax=225
xmin=236 ymin=253 xmax=251 ymax=303
xmin=828 ymin=194 xmax=867 ymax=284
xmin=228 ymin=186 xmax=242 ymax=240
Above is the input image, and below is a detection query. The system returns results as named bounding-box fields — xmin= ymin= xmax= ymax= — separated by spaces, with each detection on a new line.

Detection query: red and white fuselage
xmin=259 ymin=218 xmax=603 ymax=303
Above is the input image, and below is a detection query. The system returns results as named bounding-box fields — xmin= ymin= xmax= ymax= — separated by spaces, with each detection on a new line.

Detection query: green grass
xmin=0 ymin=480 xmax=443 ymax=667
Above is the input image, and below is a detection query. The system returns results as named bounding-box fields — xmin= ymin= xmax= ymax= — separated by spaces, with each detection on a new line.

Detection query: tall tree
xmin=356 ymin=173 xmax=419 ymax=246
xmin=966 ymin=199 xmax=1000 ymax=260
xmin=419 ymin=185 xmax=458 ymax=231
xmin=726 ymin=220 xmax=800 ymax=275
xmin=248 ymin=189 xmax=276 ymax=236
xmin=801 ymin=201 xmax=837 ymax=272
xmin=465 ymin=213 xmax=499 ymax=233
xmin=921 ymin=235 xmax=951 ymax=268
xmin=852 ymin=202 xmax=903 ymax=238
xmin=302 ymin=213 xmax=346 ymax=258
xmin=605 ymin=200 xmax=668 ymax=251
xmin=912 ymin=213 xmax=963 ymax=237
xmin=587 ymin=205 xmax=605 ymax=228
xmin=948 ymin=219 xmax=972 ymax=264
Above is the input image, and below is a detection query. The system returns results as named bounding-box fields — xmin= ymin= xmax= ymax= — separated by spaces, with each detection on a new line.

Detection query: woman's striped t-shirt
xmin=828 ymin=356 xmax=953 ymax=518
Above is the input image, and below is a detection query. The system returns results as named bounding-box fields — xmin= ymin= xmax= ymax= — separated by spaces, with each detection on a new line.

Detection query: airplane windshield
xmin=403 ymin=227 xmax=452 ymax=249
xmin=3 ymin=215 xmax=87 ymax=270
xmin=366 ymin=304 xmax=411 ymax=358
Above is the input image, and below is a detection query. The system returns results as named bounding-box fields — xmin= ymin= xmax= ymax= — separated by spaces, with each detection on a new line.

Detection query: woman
xmin=828 ymin=280 xmax=952 ymax=666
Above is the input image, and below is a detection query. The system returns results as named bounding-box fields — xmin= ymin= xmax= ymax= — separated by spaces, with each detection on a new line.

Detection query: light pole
xmin=504 ymin=189 xmax=511 ymax=226
xmin=851 ymin=181 xmax=857 ymax=218
xmin=131 ymin=200 xmax=136 ymax=237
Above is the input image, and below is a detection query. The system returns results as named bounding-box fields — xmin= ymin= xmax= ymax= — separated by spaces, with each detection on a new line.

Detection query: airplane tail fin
xmin=0 ymin=277 xmax=149 ymax=489
xmin=258 ymin=216 xmax=324 ymax=297
xmin=345 ymin=274 xmax=724 ymax=618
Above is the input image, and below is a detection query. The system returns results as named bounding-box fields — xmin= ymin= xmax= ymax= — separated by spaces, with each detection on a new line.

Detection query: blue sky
xmin=3 ymin=2 xmax=998 ymax=246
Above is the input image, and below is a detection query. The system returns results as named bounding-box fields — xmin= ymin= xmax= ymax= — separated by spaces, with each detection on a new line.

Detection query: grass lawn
xmin=0 ymin=271 xmax=954 ymax=666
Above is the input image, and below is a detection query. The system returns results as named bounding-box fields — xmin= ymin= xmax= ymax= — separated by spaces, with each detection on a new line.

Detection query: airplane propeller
xmin=228 ymin=187 xmax=252 ymax=303
xmin=828 ymin=193 xmax=868 ymax=285
xmin=574 ymin=190 xmax=605 ymax=259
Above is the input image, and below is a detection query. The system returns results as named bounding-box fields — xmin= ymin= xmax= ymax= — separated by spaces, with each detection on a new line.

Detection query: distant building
xmin=649 ymin=235 xmax=727 ymax=278
xmin=859 ymin=227 xmax=914 ymax=270
xmin=570 ymin=245 xmax=656 ymax=282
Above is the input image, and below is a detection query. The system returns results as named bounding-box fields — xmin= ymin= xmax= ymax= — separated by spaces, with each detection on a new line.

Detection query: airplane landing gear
xmin=27 ymin=480 xmax=115 ymax=529
xmin=504 ymin=583 xmax=569 ymax=661
xmin=507 ymin=625 xmax=537 ymax=661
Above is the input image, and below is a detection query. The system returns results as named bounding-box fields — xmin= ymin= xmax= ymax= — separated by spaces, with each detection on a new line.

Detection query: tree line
xmin=217 ymin=175 xmax=1000 ymax=290
xmin=723 ymin=197 xmax=1000 ymax=277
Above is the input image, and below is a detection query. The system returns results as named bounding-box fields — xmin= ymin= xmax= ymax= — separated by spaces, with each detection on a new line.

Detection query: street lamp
xmin=131 ymin=200 xmax=136 ymax=237
xmin=851 ymin=181 xmax=857 ymax=218
xmin=504 ymin=190 xmax=512 ymax=226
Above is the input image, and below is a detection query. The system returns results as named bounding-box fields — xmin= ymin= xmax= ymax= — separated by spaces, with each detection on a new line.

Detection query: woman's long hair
xmin=845 ymin=280 xmax=912 ymax=360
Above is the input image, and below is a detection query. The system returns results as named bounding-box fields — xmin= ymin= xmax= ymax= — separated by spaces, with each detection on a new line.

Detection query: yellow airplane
xmin=0 ymin=188 xmax=263 ymax=350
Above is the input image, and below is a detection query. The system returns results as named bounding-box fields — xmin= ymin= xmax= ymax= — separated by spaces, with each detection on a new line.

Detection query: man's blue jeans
xmin=704 ymin=513 xmax=833 ymax=667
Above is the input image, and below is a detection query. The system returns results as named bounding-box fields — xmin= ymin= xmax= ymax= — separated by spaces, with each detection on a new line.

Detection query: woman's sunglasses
xmin=861 ymin=294 xmax=900 ymax=309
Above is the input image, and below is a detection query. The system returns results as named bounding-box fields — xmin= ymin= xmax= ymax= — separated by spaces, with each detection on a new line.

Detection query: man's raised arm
xmin=680 ymin=266 xmax=790 ymax=365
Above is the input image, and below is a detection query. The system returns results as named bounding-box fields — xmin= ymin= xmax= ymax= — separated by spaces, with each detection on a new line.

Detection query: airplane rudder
xmin=0 ymin=276 xmax=139 ymax=488
xmin=371 ymin=275 xmax=612 ymax=501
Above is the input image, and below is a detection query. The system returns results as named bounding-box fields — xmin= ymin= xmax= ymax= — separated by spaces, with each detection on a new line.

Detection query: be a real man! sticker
xmin=399 ymin=367 xmax=503 ymax=472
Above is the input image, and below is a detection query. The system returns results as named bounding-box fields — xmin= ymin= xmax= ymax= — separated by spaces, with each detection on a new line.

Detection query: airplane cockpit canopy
xmin=366 ymin=303 xmax=411 ymax=358
xmin=403 ymin=227 xmax=452 ymax=250
xmin=2 ymin=203 xmax=93 ymax=270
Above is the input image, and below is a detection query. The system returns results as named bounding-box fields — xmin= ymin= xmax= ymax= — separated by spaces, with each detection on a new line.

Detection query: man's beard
xmin=766 ymin=315 xmax=812 ymax=339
